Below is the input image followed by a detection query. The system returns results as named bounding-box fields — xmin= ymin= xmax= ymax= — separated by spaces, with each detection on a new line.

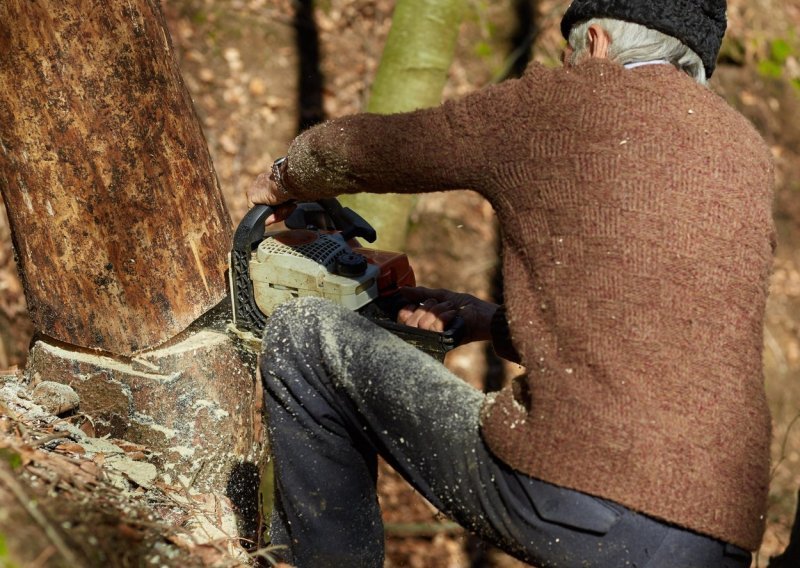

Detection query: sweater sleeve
xmin=281 ymin=103 xmax=474 ymax=201
xmin=280 ymin=76 xmax=526 ymax=201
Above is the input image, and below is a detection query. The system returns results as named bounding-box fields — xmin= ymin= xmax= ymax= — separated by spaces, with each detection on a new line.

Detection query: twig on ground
xmin=249 ymin=544 xmax=289 ymax=566
xmin=0 ymin=464 xmax=83 ymax=566
xmin=30 ymin=432 xmax=70 ymax=447
xmin=771 ymin=412 xmax=800 ymax=480
xmin=27 ymin=544 xmax=56 ymax=568
xmin=188 ymin=458 xmax=206 ymax=489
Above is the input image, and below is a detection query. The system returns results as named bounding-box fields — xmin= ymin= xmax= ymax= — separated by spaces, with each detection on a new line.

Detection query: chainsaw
xmin=228 ymin=198 xmax=464 ymax=360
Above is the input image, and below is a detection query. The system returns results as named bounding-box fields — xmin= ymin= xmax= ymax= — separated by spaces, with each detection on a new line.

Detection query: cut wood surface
xmin=24 ymin=328 xmax=264 ymax=498
xmin=0 ymin=0 xmax=232 ymax=355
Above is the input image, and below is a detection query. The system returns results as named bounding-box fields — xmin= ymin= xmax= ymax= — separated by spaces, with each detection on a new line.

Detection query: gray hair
xmin=568 ymin=18 xmax=708 ymax=85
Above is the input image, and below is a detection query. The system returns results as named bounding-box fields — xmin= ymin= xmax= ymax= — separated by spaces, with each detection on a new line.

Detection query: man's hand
xmin=396 ymin=287 xmax=499 ymax=344
xmin=247 ymin=167 xmax=296 ymax=225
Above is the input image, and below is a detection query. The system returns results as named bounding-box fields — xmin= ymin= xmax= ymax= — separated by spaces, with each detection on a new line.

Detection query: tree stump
xmin=26 ymin=333 xmax=262 ymax=490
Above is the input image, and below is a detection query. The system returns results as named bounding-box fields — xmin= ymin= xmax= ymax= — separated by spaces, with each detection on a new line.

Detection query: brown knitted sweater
xmin=282 ymin=59 xmax=775 ymax=550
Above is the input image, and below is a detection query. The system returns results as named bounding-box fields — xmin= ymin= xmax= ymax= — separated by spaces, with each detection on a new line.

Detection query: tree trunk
xmin=341 ymin=0 xmax=467 ymax=251
xmin=0 ymin=1 xmax=267 ymax=558
xmin=0 ymin=0 xmax=232 ymax=356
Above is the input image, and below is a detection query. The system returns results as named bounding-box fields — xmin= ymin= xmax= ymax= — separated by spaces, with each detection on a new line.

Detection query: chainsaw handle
xmin=234 ymin=199 xmax=376 ymax=253
xmin=233 ymin=201 xmax=297 ymax=254
xmin=369 ymin=295 xmax=467 ymax=354
xmin=233 ymin=204 xmax=271 ymax=254
xmin=317 ymin=198 xmax=377 ymax=243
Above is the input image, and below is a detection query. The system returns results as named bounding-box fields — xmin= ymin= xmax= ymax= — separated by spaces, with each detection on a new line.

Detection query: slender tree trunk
xmin=341 ymin=0 xmax=467 ymax=251
xmin=368 ymin=0 xmax=467 ymax=113
xmin=0 ymin=0 xmax=232 ymax=356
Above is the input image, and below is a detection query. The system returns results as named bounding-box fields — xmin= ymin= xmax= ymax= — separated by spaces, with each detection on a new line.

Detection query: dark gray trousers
xmin=260 ymin=297 xmax=752 ymax=568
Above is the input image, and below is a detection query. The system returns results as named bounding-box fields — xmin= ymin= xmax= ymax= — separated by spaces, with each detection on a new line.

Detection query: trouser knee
xmin=260 ymin=297 xmax=347 ymax=388
xmin=264 ymin=296 xmax=341 ymax=338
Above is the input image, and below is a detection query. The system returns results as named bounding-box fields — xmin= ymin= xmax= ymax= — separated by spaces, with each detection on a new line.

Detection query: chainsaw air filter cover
xmin=249 ymin=229 xmax=380 ymax=317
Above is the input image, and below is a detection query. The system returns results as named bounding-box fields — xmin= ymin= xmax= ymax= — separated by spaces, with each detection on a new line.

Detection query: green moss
xmin=0 ymin=449 xmax=21 ymax=471
xmin=759 ymin=59 xmax=784 ymax=78
xmin=771 ymin=38 xmax=792 ymax=65
xmin=474 ymin=41 xmax=493 ymax=58
xmin=756 ymin=35 xmax=799 ymax=86
xmin=0 ymin=534 xmax=20 ymax=568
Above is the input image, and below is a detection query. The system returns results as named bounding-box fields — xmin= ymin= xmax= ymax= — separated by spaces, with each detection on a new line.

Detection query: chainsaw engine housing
xmin=250 ymin=229 xmax=380 ymax=315
xmin=229 ymin=201 xmax=463 ymax=360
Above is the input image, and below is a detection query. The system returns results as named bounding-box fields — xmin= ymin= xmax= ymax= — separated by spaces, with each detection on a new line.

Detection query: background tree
xmin=341 ymin=0 xmax=467 ymax=250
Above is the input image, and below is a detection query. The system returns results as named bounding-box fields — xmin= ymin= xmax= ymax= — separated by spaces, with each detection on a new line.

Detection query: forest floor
xmin=3 ymin=0 xmax=800 ymax=566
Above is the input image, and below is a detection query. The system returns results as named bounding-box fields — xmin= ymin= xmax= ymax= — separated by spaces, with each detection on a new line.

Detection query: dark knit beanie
xmin=560 ymin=0 xmax=727 ymax=77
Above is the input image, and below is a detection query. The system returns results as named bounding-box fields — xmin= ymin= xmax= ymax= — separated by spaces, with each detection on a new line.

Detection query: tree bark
xmin=0 ymin=0 xmax=267 ymax=557
xmin=0 ymin=0 xmax=232 ymax=356
xmin=341 ymin=0 xmax=467 ymax=251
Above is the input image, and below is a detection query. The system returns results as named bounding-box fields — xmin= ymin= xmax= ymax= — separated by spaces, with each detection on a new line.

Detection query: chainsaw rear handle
xmin=367 ymin=294 xmax=467 ymax=357
xmin=317 ymin=199 xmax=377 ymax=243
xmin=372 ymin=312 xmax=466 ymax=355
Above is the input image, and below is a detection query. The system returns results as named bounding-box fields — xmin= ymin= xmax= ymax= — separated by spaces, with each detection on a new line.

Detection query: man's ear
xmin=587 ymin=24 xmax=611 ymax=59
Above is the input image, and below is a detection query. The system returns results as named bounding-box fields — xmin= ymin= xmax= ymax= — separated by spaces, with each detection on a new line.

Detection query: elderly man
xmin=248 ymin=1 xmax=774 ymax=566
